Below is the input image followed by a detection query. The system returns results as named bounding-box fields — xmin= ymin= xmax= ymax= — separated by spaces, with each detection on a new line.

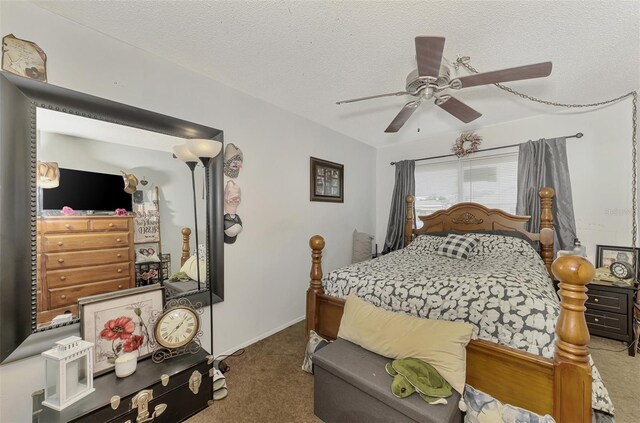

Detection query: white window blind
xmin=414 ymin=152 xmax=518 ymax=217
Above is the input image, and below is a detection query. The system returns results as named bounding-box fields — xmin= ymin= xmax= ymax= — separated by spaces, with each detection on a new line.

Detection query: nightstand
xmin=585 ymin=280 xmax=637 ymax=356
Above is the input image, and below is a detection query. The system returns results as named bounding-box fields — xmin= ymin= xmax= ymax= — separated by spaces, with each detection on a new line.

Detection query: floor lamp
xmin=172 ymin=144 xmax=204 ymax=290
xmin=182 ymin=139 xmax=223 ymax=364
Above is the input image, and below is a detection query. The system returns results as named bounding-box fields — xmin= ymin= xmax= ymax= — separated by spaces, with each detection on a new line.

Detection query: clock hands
xmin=167 ymin=315 xmax=189 ymax=338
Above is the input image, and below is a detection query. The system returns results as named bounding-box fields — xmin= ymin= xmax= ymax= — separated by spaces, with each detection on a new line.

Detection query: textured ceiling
xmin=34 ymin=1 xmax=640 ymax=148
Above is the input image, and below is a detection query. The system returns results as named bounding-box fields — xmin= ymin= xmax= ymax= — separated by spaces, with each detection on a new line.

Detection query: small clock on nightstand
xmin=609 ymin=261 xmax=634 ymax=284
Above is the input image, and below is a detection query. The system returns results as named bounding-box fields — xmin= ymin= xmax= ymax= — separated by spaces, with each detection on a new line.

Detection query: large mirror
xmin=35 ymin=109 xmax=211 ymax=328
xmin=0 ymin=72 xmax=224 ymax=363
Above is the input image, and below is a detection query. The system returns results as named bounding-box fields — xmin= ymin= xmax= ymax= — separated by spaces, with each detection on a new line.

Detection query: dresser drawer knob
xmin=57 ymin=242 xmax=64 ymax=246
xmin=118 ymin=284 xmax=123 ymax=289
xmin=594 ymin=318 xmax=599 ymax=323
xmin=117 ymin=268 xmax=123 ymax=273
xmin=65 ymin=224 xmax=71 ymax=229
xmin=61 ymin=295 xmax=67 ymax=300
xmin=57 ymin=258 xmax=64 ymax=263
xmin=109 ymin=223 xmax=114 ymax=227
xmin=117 ymin=253 xmax=122 ymax=258
xmin=594 ymin=298 xmax=599 ymax=302
xmin=116 ymin=238 xmax=122 ymax=242
xmin=60 ymin=276 xmax=66 ymax=281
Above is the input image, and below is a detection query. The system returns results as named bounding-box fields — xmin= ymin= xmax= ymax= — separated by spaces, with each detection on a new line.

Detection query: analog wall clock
xmin=155 ymin=306 xmax=200 ymax=349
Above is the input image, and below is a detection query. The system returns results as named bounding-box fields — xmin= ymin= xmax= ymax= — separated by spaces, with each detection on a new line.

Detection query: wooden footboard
xmin=305 ymin=235 xmax=593 ymax=422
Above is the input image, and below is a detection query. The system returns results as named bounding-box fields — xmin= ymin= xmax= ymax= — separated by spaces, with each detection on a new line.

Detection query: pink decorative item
xmin=224 ymin=180 xmax=241 ymax=214
xmin=61 ymin=206 xmax=75 ymax=216
xmin=115 ymin=208 xmax=128 ymax=216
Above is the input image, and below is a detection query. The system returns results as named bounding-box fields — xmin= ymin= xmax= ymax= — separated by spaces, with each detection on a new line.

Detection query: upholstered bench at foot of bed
xmin=312 ymin=338 xmax=462 ymax=423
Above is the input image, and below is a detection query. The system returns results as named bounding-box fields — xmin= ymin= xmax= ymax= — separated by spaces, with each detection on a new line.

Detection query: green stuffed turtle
xmin=385 ymin=358 xmax=453 ymax=405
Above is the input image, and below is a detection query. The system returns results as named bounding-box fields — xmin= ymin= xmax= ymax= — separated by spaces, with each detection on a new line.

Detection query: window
xmin=414 ymin=152 xmax=519 ymax=217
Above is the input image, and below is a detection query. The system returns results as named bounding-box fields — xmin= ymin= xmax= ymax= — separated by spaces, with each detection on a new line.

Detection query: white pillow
xmin=180 ymin=255 xmax=207 ymax=282
xmin=352 ymin=229 xmax=374 ymax=263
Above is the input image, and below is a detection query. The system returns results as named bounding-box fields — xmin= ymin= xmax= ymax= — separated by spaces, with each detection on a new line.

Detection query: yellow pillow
xmin=337 ymin=295 xmax=473 ymax=394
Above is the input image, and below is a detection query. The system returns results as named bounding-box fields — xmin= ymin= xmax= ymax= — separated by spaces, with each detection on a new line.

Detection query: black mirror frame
xmin=0 ymin=72 xmax=224 ymax=363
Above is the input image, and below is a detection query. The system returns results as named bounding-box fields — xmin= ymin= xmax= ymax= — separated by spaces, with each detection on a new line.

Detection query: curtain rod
xmin=389 ymin=132 xmax=583 ymax=166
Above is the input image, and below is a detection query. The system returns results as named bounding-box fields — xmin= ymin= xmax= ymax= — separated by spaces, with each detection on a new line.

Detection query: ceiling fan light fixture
xmin=337 ymin=36 xmax=552 ymax=132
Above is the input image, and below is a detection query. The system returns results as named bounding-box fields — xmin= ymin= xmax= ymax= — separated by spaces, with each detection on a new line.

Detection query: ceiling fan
xmin=336 ymin=36 xmax=553 ymax=133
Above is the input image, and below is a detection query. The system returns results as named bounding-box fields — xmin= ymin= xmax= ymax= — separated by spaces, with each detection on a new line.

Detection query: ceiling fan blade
xmin=455 ymin=62 xmax=552 ymax=88
xmin=385 ymin=101 xmax=421 ymax=133
xmin=435 ymin=96 xmax=482 ymax=123
xmin=415 ymin=36 xmax=446 ymax=78
xmin=336 ymin=91 xmax=408 ymax=105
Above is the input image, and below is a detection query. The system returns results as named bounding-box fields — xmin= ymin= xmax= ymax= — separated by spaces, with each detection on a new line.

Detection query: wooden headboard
xmin=404 ymin=187 xmax=555 ymax=274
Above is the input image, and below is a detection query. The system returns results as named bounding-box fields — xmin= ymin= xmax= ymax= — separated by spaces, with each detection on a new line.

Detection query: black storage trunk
xmin=36 ymin=350 xmax=213 ymax=423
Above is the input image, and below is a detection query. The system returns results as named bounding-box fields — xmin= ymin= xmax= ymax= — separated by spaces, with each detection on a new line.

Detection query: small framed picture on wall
xmin=310 ymin=157 xmax=344 ymax=203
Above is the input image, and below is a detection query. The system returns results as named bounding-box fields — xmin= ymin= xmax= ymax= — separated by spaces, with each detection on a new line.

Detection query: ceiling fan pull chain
xmin=458 ymin=58 xmax=638 ymax=276
xmin=455 ymin=58 xmax=634 ymax=109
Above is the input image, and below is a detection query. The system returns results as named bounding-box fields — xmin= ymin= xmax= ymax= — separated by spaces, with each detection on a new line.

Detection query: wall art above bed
xmin=310 ymin=157 xmax=344 ymax=203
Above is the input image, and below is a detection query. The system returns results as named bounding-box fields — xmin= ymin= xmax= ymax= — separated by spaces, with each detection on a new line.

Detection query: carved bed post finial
xmin=306 ymin=235 xmax=325 ymax=339
xmin=539 ymin=187 xmax=555 ymax=276
xmin=181 ymin=227 xmax=192 ymax=267
xmin=405 ymin=195 xmax=415 ymax=247
xmin=551 ymin=255 xmax=593 ymax=422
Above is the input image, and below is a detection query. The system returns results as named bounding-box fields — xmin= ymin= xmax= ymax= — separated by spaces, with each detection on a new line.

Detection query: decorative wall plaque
xmin=133 ymin=187 xmax=160 ymax=243
xmin=2 ymin=34 xmax=47 ymax=82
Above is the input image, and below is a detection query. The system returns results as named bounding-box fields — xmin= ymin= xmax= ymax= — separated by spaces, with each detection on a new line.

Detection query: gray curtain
xmin=516 ymin=138 xmax=576 ymax=251
xmin=383 ymin=160 xmax=415 ymax=253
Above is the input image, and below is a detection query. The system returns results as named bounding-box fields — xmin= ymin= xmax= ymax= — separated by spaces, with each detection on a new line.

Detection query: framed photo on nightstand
xmin=595 ymin=245 xmax=639 ymax=278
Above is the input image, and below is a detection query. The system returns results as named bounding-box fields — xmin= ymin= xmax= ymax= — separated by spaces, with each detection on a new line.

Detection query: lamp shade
xmin=186 ymin=139 xmax=223 ymax=159
xmin=172 ymin=144 xmax=199 ymax=163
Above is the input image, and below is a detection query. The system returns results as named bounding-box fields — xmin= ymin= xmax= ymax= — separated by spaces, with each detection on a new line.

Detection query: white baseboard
xmin=214 ymin=315 xmax=305 ymax=358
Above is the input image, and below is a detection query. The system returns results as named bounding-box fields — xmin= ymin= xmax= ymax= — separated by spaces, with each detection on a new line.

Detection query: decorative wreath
xmin=452 ymin=131 xmax=482 ymax=158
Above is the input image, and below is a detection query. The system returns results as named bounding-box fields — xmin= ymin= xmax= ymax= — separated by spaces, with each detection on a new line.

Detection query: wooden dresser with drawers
xmin=37 ymin=215 xmax=135 ymax=324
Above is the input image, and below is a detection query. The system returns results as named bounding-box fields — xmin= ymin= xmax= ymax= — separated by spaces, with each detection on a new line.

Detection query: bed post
xmin=181 ymin=227 xmax=191 ymax=267
xmin=306 ymin=235 xmax=325 ymax=339
xmin=551 ymin=255 xmax=593 ymax=423
xmin=539 ymin=187 xmax=555 ymax=275
xmin=405 ymin=195 xmax=415 ymax=247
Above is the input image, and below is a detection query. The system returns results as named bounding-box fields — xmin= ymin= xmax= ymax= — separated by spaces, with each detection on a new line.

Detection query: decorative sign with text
xmin=133 ymin=188 xmax=160 ymax=243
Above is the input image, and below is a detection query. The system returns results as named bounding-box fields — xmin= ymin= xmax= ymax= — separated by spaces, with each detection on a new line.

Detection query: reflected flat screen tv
xmin=41 ymin=168 xmax=133 ymax=212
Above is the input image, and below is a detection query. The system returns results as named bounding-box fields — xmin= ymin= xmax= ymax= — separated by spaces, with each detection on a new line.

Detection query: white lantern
xmin=41 ymin=336 xmax=95 ymax=410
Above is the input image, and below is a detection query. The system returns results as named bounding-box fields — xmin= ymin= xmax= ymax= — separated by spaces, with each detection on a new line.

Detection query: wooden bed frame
xmin=181 ymin=227 xmax=193 ymax=267
xmin=306 ymin=187 xmax=595 ymax=422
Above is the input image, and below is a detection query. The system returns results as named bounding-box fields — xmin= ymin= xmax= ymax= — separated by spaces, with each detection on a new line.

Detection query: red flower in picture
xmin=123 ymin=334 xmax=144 ymax=352
xmin=100 ymin=317 xmax=135 ymax=340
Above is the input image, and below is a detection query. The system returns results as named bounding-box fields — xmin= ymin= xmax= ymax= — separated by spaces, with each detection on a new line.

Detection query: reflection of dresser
xmin=37 ymin=216 xmax=135 ymax=324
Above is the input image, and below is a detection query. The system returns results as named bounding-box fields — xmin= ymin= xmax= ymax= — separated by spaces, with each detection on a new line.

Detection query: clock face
xmin=610 ymin=261 xmax=633 ymax=279
xmin=155 ymin=307 xmax=199 ymax=349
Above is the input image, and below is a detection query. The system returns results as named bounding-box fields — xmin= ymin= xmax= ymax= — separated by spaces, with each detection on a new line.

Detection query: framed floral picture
xmin=79 ymin=285 xmax=164 ymax=376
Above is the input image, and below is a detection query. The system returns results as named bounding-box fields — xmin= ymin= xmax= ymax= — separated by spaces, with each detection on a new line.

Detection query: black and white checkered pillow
xmin=436 ymin=234 xmax=478 ymax=259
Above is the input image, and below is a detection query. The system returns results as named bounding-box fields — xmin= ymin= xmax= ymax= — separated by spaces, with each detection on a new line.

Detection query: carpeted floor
xmin=188 ymin=321 xmax=638 ymax=423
